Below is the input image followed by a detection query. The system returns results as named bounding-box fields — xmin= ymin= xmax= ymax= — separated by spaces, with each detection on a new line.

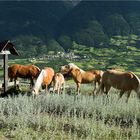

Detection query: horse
xmin=8 ymin=64 xmax=40 ymax=88
xmin=53 ymin=73 xmax=65 ymax=94
xmin=96 ymin=69 xmax=140 ymax=102
xmin=61 ymin=63 xmax=103 ymax=94
xmin=32 ymin=67 xmax=54 ymax=95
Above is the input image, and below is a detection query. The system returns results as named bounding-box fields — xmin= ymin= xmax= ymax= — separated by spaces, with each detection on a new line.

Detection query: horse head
xmin=61 ymin=63 xmax=79 ymax=74
xmin=31 ymin=88 xmax=36 ymax=94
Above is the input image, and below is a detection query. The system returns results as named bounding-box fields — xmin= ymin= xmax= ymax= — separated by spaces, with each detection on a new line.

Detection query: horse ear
xmin=67 ymin=65 xmax=70 ymax=69
xmin=68 ymin=64 xmax=72 ymax=70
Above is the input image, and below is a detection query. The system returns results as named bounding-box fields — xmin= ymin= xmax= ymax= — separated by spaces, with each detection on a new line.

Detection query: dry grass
xmin=0 ymin=85 xmax=140 ymax=139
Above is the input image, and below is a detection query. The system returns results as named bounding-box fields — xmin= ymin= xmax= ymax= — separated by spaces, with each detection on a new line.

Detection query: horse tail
xmin=130 ymin=72 xmax=140 ymax=98
xmin=33 ymin=65 xmax=41 ymax=72
xmin=130 ymin=72 xmax=140 ymax=84
xmin=8 ymin=66 xmax=13 ymax=79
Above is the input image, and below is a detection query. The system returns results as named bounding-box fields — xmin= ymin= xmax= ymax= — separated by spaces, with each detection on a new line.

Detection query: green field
xmin=5 ymin=45 xmax=140 ymax=76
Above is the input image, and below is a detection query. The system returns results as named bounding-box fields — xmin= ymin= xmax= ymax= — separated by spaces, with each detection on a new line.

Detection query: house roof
xmin=0 ymin=40 xmax=19 ymax=55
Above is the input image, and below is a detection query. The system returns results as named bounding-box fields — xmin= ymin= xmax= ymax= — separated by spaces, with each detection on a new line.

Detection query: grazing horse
xmin=53 ymin=73 xmax=65 ymax=94
xmin=8 ymin=64 xmax=40 ymax=87
xmin=32 ymin=67 xmax=54 ymax=95
xmin=61 ymin=63 xmax=103 ymax=94
xmin=96 ymin=69 xmax=140 ymax=102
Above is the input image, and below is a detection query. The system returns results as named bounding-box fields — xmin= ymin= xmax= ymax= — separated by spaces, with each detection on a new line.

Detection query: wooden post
xmin=3 ymin=54 xmax=8 ymax=93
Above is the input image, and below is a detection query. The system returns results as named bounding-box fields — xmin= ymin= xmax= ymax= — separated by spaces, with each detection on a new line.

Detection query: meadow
xmin=0 ymin=87 xmax=140 ymax=140
xmin=0 ymin=46 xmax=140 ymax=139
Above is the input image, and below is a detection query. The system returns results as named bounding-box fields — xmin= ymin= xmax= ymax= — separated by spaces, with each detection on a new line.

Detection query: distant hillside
xmin=1 ymin=1 xmax=140 ymax=57
xmin=56 ymin=1 xmax=140 ymax=48
xmin=0 ymin=1 xmax=73 ymax=40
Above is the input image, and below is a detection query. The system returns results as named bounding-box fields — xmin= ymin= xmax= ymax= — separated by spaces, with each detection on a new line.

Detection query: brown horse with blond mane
xmin=32 ymin=67 xmax=54 ymax=95
xmin=8 ymin=64 xmax=40 ymax=88
xmin=61 ymin=63 xmax=103 ymax=94
xmin=96 ymin=69 xmax=140 ymax=102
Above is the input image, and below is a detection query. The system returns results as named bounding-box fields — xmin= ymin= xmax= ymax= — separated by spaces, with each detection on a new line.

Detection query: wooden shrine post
xmin=3 ymin=51 xmax=10 ymax=93
xmin=4 ymin=54 xmax=8 ymax=93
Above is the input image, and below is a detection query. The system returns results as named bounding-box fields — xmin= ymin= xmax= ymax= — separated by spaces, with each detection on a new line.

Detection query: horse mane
xmin=68 ymin=63 xmax=85 ymax=73
xmin=32 ymin=69 xmax=47 ymax=94
xmin=68 ymin=63 xmax=79 ymax=69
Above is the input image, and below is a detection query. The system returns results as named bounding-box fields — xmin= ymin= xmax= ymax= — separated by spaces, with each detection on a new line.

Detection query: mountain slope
xmin=56 ymin=1 xmax=140 ymax=47
xmin=1 ymin=1 xmax=140 ymax=53
xmin=0 ymin=1 xmax=73 ymax=40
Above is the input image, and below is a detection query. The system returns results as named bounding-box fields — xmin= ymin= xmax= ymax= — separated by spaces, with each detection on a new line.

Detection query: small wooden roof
xmin=0 ymin=40 xmax=19 ymax=55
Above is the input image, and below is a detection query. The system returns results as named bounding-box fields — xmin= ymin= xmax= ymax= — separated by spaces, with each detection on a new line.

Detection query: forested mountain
xmin=0 ymin=1 xmax=73 ymax=39
xmin=56 ymin=1 xmax=140 ymax=48
xmin=0 ymin=1 xmax=140 ymax=57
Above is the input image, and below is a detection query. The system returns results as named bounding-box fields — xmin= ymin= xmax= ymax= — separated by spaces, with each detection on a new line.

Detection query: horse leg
xmin=9 ymin=78 xmax=13 ymax=82
xmin=126 ymin=91 xmax=131 ymax=103
xmin=45 ymin=85 xmax=48 ymax=94
xmin=93 ymin=79 xmax=101 ymax=95
xmin=14 ymin=77 xmax=17 ymax=86
xmin=14 ymin=77 xmax=21 ymax=91
xmin=62 ymin=82 xmax=65 ymax=94
xmin=104 ymin=85 xmax=111 ymax=102
xmin=47 ymin=84 xmax=52 ymax=94
xmin=100 ymin=84 xmax=110 ymax=104
xmin=59 ymin=82 xmax=63 ymax=95
xmin=54 ymin=82 xmax=59 ymax=94
xmin=95 ymin=82 xmax=104 ymax=95
xmin=58 ymin=84 xmax=60 ymax=95
xmin=118 ymin=90 xmax=125 ymax=101
xmin=30 ymin=78 xmax=34 ymax=89
xmin=134 ymin=88 xmax=140 ymax=99
xmin=104 ymin=85 xmax=111 ymax=99
xmin=93 ymin=81 xmax=97 ymax=94
xmin=76 ymin=83 xmax=81 ymax=95
xmin=52 ymin=80 xmax=55 ymax=93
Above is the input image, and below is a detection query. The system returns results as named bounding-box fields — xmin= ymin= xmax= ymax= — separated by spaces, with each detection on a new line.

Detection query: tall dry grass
xmin=0 ymin=89 xmax=140 ymax=139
